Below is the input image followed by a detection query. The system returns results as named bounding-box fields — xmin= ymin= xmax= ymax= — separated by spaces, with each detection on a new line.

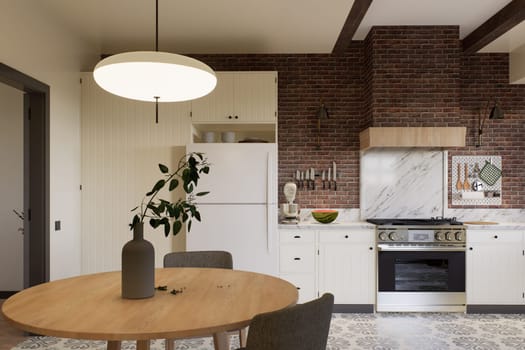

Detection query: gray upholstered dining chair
xmin=238 ymin=293 xmax=334 ymax=350
xmin=163 ymin=250 xmax=244 ymax=350
xmin=163 ymin=250 xmax=233 ymax=269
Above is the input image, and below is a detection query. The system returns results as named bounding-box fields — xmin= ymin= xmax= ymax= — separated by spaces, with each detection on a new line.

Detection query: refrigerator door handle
xmin=267 ymin=152 xmax=270 ymax=252
xmin=266 ymin=151 xmax=275 ymax=253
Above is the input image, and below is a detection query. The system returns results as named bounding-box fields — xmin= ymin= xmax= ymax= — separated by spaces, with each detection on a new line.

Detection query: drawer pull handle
xmin=469 ymin=247 xmax=473 ymax=250
xmin=345 ymin=235 xmax=349 ymax=238
xmin=294 ymin=257 xmax=301 ymax=261
xmin=296 ymin=287 xmax=301 ymax=290
xmin=369 ymin=247 xmax=373 ymax=250
xmin=294 ymin=235 xmax=301 ymax=238
xmin=494 ymin=235 xmax=498 ymax=239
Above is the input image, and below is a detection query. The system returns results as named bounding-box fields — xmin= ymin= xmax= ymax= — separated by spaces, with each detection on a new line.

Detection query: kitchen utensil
xmin=472 ymin=179 xmax=483 ymax=192
xmin=463 ymin=164 xmax=470 ymax=190
xmin=471 ymin=162 xmax=480 ymax=178
xmin=455 ymin=163 xmax=463 ymax=191
xmin=283 ymin=182 xmax=297 ymax=203
xmin=479 ymin=159 xmax=502 ymax=185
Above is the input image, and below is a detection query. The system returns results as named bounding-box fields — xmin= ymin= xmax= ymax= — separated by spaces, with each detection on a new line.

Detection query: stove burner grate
xmin=366 ymin=217 xmax=463 ymax=226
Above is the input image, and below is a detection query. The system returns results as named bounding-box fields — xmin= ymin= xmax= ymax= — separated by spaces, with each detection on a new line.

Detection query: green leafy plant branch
xmin=130 ymin=152 xmax=210 ymax=237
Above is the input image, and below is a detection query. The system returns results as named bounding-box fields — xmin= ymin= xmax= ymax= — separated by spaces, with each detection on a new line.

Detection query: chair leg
xmin=213 ymin=332 xmax=230 ymax=350
xmin=165 ymin=338 xmax=175 ymax=350
xmin=239 ymin=327 xmax=248 ymax=347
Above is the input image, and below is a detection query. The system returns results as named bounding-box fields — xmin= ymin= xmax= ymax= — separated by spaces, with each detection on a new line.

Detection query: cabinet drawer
xmin=280 ymin=230 xmax=315 ymax=243
xmin=280 ymin=245 xmax=315 ymax=273
xmin=280 ymin=273 xmax=316 ymax=303
xmin=467 ymin=230 xmax=523 ymax=243
xmin=319 ymin=230 xmax=374 ymax=244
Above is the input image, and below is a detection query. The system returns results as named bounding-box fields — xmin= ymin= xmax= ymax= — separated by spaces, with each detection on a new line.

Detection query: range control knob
xmin=435 ymin=231 xmax=446 ymax=241
xmin=455 ymin=231 xmax=465 ymax=241
xmin=446 ymin=231 xmax=455 ymax=241
xmin=389 ymin=231 xmax=401 ymax=241
xmin=378 ymin=231 xmax=389 ymax=241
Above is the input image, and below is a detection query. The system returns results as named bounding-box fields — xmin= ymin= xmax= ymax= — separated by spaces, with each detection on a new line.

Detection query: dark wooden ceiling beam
xmin=462 ymin=0 xmax=525 ymax=54
xmin=332 ymin=0 xmax=373 ymax=54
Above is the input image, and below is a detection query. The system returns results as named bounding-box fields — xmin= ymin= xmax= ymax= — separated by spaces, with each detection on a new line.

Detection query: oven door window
xmin=395 ymin=258 xmax=448 ymax=291
xmin=378 ymin=251 xmax=465 ymax=292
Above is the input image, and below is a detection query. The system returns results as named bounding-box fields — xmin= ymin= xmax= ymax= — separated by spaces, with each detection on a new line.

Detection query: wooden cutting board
xmin=463 ymin=221 xmax=498 ymax=225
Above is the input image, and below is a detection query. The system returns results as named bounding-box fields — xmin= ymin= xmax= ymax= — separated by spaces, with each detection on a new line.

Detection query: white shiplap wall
xmin=80 ymin=74 xmax=191 ymax=274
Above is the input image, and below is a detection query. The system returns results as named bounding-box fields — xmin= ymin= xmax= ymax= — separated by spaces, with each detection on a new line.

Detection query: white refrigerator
xmin=185 ymin=143 xmax=279 ymax=276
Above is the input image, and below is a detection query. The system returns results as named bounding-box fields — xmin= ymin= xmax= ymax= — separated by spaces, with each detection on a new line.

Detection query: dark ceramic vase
xmin=121 ymin=222 xmax=155 ymax=299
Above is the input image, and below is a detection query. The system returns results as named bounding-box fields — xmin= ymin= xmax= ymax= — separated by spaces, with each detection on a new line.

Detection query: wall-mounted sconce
xmin=316 ymin=103 xmax=329 ymax=149
xmin=477 ymin=100 xmax=504 ymax=147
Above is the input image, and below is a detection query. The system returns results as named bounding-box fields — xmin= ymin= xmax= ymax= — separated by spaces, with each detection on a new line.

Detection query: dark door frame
xmin=0 ymin=63 xmax=50 ymax=290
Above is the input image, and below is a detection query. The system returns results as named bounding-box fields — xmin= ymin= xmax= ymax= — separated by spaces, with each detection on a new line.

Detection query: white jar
xmin=221 ymin=131 xmax=235 ymax=143
xmin=203 ymin=132 xmax=215 ymax=143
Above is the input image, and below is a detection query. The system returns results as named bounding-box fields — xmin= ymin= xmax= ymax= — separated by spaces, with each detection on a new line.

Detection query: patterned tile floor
xmin=9 ymin=313 xmax=525 ymax=350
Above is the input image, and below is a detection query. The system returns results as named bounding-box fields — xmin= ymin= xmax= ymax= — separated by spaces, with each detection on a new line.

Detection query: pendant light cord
xmin=155 ymin=0 xmax=158 ymax=52
xmin=155 ymin=0 xmax=159 ymax=123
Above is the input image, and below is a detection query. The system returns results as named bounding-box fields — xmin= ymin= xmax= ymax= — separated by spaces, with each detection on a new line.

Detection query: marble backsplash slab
xmin=360 ymin=149 xmax=445 ymax=219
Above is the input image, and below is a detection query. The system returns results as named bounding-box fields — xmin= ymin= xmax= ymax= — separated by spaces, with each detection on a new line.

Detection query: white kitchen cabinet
xmin=279 ymin=229 xmax=316 ymax=303
xmin=279 ymin=228 xmax=375 ymax=307
xmin=191 ymin=71 xmax=277 ymax=124
xmin=467 ymin=230 xmax=525 ymax=305
xmin=318 ymin=230 xmax=375 ymax=305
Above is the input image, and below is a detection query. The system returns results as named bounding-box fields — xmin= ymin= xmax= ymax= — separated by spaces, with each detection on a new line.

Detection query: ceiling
xmin=34 ymin=0 xmax=522 ymax=54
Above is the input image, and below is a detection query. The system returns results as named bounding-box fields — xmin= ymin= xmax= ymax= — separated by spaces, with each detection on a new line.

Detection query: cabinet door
xmin=280 ymin=273 xmax=316 ymax=303
xmin=318 ymin=232 xmax=375 ymax=304
xmin=191 ymin=72 xmax=234 ymax=122
xmin=234 ymin=72 xmax=277 ymax=123
xmin=467 ymin=231 xmax=524 ymax=304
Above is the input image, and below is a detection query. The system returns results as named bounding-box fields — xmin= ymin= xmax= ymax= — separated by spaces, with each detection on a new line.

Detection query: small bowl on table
xmin=311 ymin=210 xmax=338 ymax=224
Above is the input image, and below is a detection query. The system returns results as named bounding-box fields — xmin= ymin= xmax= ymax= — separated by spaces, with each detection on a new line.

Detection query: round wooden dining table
xmin=1 ymin=268 xmax=298 ymax=350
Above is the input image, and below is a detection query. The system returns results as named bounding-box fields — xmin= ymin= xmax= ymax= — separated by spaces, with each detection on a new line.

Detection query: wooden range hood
xmin=359 ymin=127 xmax=466 ymax=151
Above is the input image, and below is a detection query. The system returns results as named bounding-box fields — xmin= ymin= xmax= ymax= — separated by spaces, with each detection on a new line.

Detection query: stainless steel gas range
xmin=367 ymin=218 xmax=466 ymax=312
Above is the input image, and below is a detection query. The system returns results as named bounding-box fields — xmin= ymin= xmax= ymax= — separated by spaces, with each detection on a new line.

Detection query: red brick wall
xmin=193 ymin=47 xmax=365 ymax=208
xmin=365 ymin=26 xmax=462 ymax=127
xmin=450 ymin=53 xmax=525 ymax=208
xmin=192 ymin=26 xmax=525 ymax=209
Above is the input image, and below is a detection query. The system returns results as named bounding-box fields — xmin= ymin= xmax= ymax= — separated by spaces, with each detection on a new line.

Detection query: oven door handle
xmin=377 ymin=245 xmax=466 ymax=252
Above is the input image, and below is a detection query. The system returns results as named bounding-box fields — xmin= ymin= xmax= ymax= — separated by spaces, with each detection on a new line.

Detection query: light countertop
xmin=464 ymin=222 xmax=525 ymax=230
xmin=279 ymin=221 xmax=525 ymax=230
xmin=278 ymin=221 xmax=376 ymax=230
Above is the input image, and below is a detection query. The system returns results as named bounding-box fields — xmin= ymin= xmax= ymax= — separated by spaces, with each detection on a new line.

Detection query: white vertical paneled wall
xmin=80 ymin=74 xmax=191 ymax=273
xmin=1 ymin=1 xmax=100 ymax=280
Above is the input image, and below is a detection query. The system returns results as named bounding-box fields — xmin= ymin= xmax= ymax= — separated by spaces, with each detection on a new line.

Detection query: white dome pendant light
xmin=93 ymin=0 xmax=216 ymax=123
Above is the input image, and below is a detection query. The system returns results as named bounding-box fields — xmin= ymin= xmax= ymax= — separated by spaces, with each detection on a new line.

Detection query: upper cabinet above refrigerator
xmin=190 ymin=71 xmax=278 ymax=144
